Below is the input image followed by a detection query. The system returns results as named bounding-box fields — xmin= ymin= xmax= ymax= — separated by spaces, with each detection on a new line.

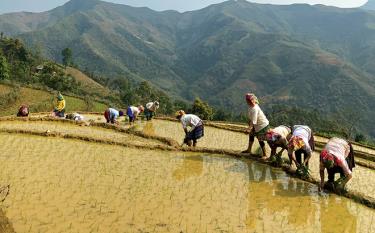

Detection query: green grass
xmin=0 ymin=84 xmax=107 ymax=116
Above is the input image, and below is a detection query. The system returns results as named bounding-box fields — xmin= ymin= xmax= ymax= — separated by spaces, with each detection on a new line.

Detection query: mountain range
xmin=1 ymin=0 xmax=375 ymax=136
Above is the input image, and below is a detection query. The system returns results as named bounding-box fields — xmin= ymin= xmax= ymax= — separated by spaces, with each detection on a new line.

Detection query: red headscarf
xmin=245 ymin=93 xmax=259 ymax=104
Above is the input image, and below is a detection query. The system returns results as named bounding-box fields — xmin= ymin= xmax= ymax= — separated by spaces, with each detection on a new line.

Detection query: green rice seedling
xmin=296 ymin=164 xmax=310 ymax=178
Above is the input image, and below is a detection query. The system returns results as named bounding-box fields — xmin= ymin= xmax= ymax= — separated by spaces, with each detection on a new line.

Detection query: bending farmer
xmin=287 ymin=125 xmax=315 ymax=172
xmin=145 ymin=101 xmax=159 ymax=121
xmin=319 ymin=137 xmax=355 ymax=192
xmin=126 ymin=105 xmax=144 ymax=124
xmin=53 ymin=92 xmax=65 ymax=117
xmin=17 ymin=105 xmax=29 ymax=117
xmin=176 ymin=110 xmax=204 ymax=147
xmin=265 ymin=125 xmax=291 ymax=161
xmin=104 ymin=108 xmax=124 ymax=124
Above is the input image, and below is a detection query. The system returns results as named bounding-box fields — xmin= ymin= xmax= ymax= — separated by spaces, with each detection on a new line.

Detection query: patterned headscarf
xmin=266 ymin=130 xmax=279 ymax=142
xmin=245 ymin=93 xmax=259 ymax=104
xmin=320 ymin=149 xmax=336 ymax=168
xmin=288 ymin=136 xmax=305 ymax=151
xmin=57 ymin=92 xmax=64 ymax=101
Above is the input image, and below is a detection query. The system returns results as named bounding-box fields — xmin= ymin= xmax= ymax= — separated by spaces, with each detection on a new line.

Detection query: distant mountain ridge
xmin=1 ymin=0 xmax=375 ymax=136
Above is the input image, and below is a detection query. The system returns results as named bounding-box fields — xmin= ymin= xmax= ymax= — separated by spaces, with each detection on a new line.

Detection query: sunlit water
xmin=142 ymin=121 xmax=375 ymax=199
xmin=0 ymin=133 xmax=374 ymax=233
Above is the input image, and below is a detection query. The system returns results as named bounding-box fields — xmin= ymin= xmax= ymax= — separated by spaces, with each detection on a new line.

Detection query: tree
xmin=354 ymin=133 xmax=366 ymax=143
xmin=0 ymin=54 xmax=10 ymax=80
xmin=213 ymin=108 xmax=232 ymax=121
xmin=61 ymin=48 xmax=73 ymax=67
xmin=191 ymin=97 xmax=214 ymax=120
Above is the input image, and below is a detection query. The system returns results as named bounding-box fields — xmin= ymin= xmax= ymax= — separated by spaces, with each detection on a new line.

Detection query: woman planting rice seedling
xmin=242 ymin=93 xmax=269 ymax=158
xmin=104 ymin=108 xmax=124 ymax=124
xmin=265 ymin=125 xmax=291 ymax=164
xmin=16 ymin=105 xmax=29 ymax=117
xmin=52 ymin=92 xmax=65 ymax=118
xmin=319 ymin=137 xmax=355 ymax=192
xmin=126 ymin=105 xmax=144 ymax=124
xmin=65 ymin=112 xmax=84 ymax=121
xmin=144 ymin=101 xmax=159 ymax=121
xmin=175 ymin=110 xmax=204 ymax=147
xmin=287 ymin=125 xmax=315 ymax=177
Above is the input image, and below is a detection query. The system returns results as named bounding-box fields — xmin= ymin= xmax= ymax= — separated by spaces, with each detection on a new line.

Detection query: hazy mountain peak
xmin=54 ymin=0 xmax=101 ymax=14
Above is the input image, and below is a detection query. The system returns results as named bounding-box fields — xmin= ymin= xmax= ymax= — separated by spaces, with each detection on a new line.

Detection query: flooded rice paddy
xmin=0 ymin=120 xmax=163 ymax=147
xmin=141 ymin=121 xmax=375 ymax=200
xmin=0 ymin=133 xmax=374 ymax=233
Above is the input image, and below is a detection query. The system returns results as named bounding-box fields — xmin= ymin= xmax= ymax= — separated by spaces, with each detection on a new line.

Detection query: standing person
xmin=126 ymin=105 xmax=144 ymax=124
xmin=287 ymin=125 xmax=315 ymax=173
xmin=175 ymin=110 xmax=204 ymax=147
xmin=242 ymin=93 xmax=270 ymax=158
xmin=17 ymin=105 xmax=29 ymax=117
xmin=53 ymin=92 xmax=65 ymax=117
xmin=104 ymin=108 xmax=124 ymax=124
xmin=319 ymin=137 xmax=355 ymax=191
xmin=265 ymin=125 xmax=292 ymax=161
xmin=144 ymin=101 xmax=159 ymax=121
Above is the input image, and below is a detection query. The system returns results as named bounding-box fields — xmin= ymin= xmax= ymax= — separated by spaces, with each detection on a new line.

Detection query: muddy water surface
xmin=0 ymin=133 xmax=374 ymax=233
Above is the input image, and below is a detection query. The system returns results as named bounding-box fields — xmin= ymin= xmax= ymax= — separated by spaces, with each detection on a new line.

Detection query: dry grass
xmin=65 ymin=67 xmax=110 ymax=96
xmin=0 ymin=85 xmax=108 ymax=116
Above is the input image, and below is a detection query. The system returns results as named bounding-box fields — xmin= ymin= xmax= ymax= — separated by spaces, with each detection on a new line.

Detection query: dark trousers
xmin=327 ymin=145 xmax=355 ymax=182
xmin=295 ymin=149 xmax=309 ymax=167
xmin=327 ymin=166 xmax=345 ymax=182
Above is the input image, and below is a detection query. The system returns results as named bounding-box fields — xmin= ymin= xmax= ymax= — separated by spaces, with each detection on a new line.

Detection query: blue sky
xmin=0 ymin=0 xmax=369 ymax=14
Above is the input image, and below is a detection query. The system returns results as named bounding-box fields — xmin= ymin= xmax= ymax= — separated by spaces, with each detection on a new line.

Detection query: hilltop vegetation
xmin=0 ymin=34 xmax=195 ymax=116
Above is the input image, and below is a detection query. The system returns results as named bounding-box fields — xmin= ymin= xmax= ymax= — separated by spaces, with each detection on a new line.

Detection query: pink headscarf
xmin=245 ymin=93 xmax=259 ymax=104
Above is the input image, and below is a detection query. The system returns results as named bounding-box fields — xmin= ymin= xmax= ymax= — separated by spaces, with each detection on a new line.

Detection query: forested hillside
xmin=1 ymin=0 xmax=375 ymax=138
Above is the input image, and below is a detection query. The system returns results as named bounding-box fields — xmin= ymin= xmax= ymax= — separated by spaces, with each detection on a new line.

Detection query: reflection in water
xmin=173 ymin=155 xmax=203 ymax=181
xmin=244 ymin=161 xmax=362 ymax=233
xmin=320 ymin=198 xmax=356 ymax=233
xmin=0 ymin=209 xmax=15 ymax=233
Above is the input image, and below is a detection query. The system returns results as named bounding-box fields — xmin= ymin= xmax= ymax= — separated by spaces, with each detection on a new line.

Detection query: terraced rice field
xmin=0 ymin=133 xmax=374 ymax=233
xmin=0 ymin=120 xmax=163 ymax=147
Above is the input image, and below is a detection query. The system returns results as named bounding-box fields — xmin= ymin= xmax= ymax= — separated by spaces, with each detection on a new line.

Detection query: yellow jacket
xmin=55 ymin=99 xmax=66 ymax=112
